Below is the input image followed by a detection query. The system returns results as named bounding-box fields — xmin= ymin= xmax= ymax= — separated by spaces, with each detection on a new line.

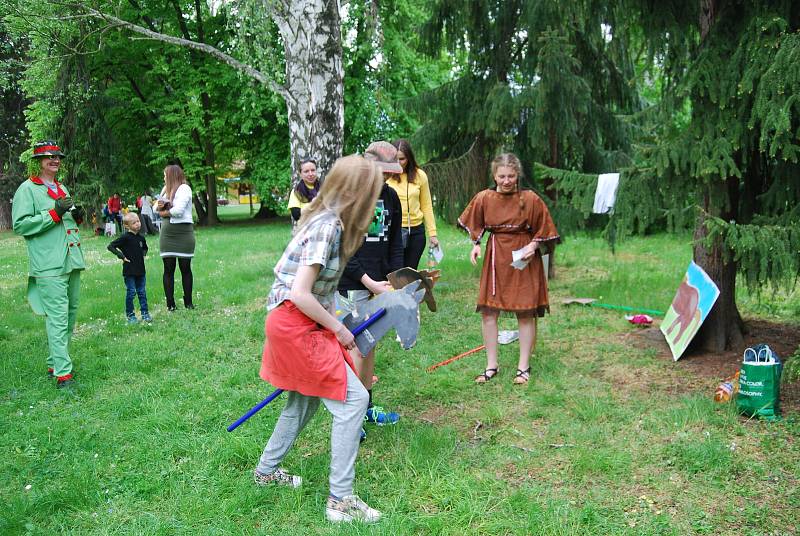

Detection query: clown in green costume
xmin=12 ymin=140 xmax=85 ymax=389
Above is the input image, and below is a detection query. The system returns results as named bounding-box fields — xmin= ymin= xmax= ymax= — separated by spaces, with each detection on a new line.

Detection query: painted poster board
xmin=660 ymin=261 xmax=720 ymax=361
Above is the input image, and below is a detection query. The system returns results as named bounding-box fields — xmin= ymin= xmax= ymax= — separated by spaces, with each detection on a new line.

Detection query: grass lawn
xmin=217 ymin=203 xmax=263 ymax=223
xmin=1 ymin=219 xmax=798 ymax=535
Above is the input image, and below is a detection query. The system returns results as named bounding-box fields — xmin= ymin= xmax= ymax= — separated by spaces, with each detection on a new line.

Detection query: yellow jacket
xmin=287 ymin=189 xmax=309 ymax=211
xmin=287 ymin=180 xmax=319 ymax=211
xmin=386 ymin=168 xmax=437 ymax=237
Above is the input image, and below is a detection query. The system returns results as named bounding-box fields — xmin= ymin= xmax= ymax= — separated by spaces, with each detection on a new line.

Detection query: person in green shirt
xmin=12 ymin=140 xmax=86 ymax=389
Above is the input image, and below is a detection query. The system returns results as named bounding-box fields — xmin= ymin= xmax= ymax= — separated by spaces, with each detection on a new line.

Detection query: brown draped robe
xmin=458 ymin=189 xmax=560 ymax=317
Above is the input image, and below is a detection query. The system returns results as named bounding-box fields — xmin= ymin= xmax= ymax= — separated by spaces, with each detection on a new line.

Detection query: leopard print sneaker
xmin=325 ymin=494 xmax=381 ymax=523
xmin=252 ymin=468 xmax=302 ymax=488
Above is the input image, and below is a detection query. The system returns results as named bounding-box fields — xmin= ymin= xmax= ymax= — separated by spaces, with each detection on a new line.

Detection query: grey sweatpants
xmin=256 ymin=365 xmax=368 ymax=497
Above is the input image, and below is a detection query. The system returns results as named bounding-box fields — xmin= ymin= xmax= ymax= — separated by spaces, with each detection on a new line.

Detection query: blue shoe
xmin=141 ymin=313 xmax=152 ymax=323
xmin=360 ymin=428 xmax=366 ymax=442
xmin=365 ymin=405 xmax=400 ymax=426
xmin=127 ymin=315 xmax=138 ymax=325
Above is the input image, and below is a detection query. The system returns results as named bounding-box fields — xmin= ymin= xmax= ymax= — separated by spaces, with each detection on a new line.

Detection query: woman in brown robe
xmin=458 ymin=153 xmax=559 ymax=385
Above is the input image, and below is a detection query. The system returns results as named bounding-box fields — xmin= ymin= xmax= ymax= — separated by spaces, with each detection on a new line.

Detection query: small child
xmin=338 ymin=141 xmax=405 ymax=439
xmin=107 ymin=212 xmax=151 ymax=324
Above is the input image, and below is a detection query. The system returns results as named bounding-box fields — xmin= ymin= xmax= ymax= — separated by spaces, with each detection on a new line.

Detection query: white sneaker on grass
xmin=252 ymin=468 xmax=302 ymax=488
xmin=325 ymin=494 xmax=381 ymax=523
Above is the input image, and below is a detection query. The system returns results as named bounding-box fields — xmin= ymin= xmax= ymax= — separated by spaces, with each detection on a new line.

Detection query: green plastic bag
xmin=737 ymin=344 xmax=782 ymax=421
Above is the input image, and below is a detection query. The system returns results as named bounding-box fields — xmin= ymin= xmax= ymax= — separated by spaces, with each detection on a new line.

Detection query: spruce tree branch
xmin=512 ymin=36 xmax=528 ymax=66
xmin=76 ymin=5 xmax=289 ymax=100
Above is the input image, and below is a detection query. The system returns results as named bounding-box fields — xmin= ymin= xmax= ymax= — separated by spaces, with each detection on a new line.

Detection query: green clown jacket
xmin=12 ymin=177 xmax=86 ymax=278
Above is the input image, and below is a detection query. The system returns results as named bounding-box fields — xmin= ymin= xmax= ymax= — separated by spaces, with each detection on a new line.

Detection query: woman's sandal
xmin=474 ymin=368 xmax=499 ymax=384
xmin=513 ymin=367 xmax=531 ymax=385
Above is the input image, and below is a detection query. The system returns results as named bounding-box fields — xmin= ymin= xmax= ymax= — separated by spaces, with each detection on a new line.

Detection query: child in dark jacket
xmin=107 ymin=212 xmax=151 ymax=323
xmin=338 ymin=141 xmax=405 ymax=436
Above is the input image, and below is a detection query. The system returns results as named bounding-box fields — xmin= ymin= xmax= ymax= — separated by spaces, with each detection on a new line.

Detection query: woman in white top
xmin=156 ymin=165 xmax=195 ymax=310
xmin=139 ymin=190 xmax=157 ymax=234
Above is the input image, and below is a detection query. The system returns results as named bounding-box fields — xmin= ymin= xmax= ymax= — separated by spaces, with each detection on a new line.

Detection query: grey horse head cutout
xmin=388 ymin=267 xmax=440 ymax=311
xmin=340 ymin=280 xmax=426 ymax=355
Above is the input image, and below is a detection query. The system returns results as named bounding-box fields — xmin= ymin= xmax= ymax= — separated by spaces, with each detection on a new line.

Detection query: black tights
xmin=163 ymin=257 xmax=193 ymax=308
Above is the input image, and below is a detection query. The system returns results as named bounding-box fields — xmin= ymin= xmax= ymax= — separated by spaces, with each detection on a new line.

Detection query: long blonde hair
xmin=297 ymin=155 xmax=383 ymax=259
xmin=163 ymin=165 xmax=187 ymax=201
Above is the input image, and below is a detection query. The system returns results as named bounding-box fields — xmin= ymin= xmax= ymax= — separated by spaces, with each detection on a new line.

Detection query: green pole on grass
xmin=589 ymin=302 xmax=665 ymax=317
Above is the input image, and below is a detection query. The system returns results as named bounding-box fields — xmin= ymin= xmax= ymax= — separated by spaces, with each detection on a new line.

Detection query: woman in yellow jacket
xmin=387 ymin=140 xmax=439 ymax=269
xmin=287 ymin=159 xmax=320 ymax=227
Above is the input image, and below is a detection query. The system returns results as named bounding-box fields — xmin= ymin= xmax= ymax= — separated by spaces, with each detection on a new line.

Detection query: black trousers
xmin=163 ymin=257 xmax=193 ymax=308
xmin=139 ymin=213 xmax=157 ymax=235
xmin=404 ymin=224 xmax=427 ymax=270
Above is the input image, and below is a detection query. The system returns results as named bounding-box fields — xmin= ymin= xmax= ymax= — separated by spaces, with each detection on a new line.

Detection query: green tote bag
xmin=737 ymin=344 xmax=782 ymax=421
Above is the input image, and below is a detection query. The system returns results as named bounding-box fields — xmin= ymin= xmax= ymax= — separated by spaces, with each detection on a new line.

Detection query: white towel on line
xmin=592 ymin=173 xmax=620 ymax=214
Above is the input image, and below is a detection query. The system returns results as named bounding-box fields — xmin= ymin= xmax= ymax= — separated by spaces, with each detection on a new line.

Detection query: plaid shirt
xmin=268 ymin=211 xmax=344 ymax=311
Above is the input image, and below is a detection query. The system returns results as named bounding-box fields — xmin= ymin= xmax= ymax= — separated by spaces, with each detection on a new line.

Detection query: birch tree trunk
xmin=272 ymin=0 xmax=344 ymax=184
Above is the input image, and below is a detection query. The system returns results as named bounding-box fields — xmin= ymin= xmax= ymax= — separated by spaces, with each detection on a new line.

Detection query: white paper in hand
xmin=511 ymin=243 xmax=536 ymax=270
xmin=431 ymin=245 xmax=444 ymax=264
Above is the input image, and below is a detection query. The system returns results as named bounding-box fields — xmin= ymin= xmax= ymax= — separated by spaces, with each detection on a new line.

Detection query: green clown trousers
xmin=28 ymin=271 xmax=81 ymax=378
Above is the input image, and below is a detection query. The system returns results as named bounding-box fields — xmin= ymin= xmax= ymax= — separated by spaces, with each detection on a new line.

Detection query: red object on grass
xmin=626 ymin=314 xmax=653 ymax=325
xmin=426 ymin=345 xmax=486 ymax=373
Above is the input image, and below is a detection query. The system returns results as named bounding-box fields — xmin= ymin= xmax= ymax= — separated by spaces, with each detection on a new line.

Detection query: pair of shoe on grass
xmin=251 ymin=405 xmax=399 ymax=522
xmin=474 ymin=367 xmax=531 ymax=384
xmin=253 ymin=469 xmax=381 ymax=523
xmin=127 ymin=313 xmax=152 ymax=324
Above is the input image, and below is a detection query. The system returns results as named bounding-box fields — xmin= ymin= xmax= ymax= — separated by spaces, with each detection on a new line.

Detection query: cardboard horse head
xmin=340 ymin=280 xmax=426 ymax=355
xmin=387 ymin=267 xmax=440 ymax=312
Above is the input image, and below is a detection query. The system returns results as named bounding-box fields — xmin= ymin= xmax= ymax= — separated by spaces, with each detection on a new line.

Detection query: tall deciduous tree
xmin=0 ymin=22 xmax=29 ymax=230
xmin=6 ymin=0 xmax=293 ymax=223
xmin=12 ymin=2 xmax=216 ymax=224
xmin=4 ymin=3 xmax=121 ymax=217
xmin=619 ymin=0 xmax=800 ymax=351
xmin=341 ymin=0 xmax=454 ymax=153
xmin=69 ymin=0 xmax=345 ymax=188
